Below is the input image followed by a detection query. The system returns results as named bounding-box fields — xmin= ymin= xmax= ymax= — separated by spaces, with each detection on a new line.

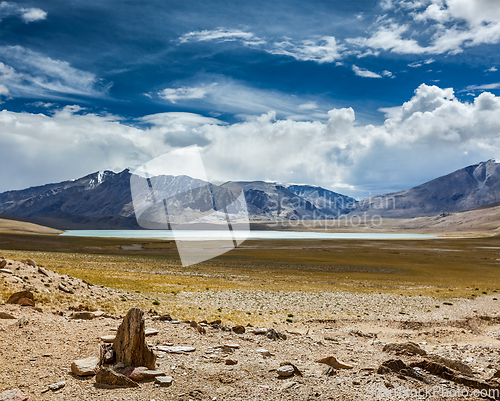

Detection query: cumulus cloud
xmin=2 ymin=84 xmax=500 ymax=197
xmin=0 ymin=2 xmax=47 ymax=23
xmin=0 ymin=46 xmax=110 ymax=99
xmin=486 ymin=66 xmax=498 ymax=72
xmin=352 ymin=65 xmax=382 ymax=78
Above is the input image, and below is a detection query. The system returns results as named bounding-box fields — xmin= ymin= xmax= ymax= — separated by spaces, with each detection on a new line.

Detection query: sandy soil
xmin=2 ymin=257 xmax=500 ymax=400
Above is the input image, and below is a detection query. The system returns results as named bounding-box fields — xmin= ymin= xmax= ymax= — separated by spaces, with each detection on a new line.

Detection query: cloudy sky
xmin=1 ymin=0 xmax=500 ymax=198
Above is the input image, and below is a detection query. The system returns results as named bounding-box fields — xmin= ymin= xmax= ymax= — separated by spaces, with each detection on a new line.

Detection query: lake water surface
xmin=61 ymin=230 xmax=436 ymax=240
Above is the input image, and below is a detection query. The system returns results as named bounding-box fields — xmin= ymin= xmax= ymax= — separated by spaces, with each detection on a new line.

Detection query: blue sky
xmin=1 ymin=0 xmax=500 ymax=197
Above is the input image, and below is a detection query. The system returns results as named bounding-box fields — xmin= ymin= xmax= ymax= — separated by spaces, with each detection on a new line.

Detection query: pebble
xmin=155 ymin=376 xmax=173 ymax=387
xmin=71 ymin=356 xmax=99 ymax=376
xmin=223 ymin=343 xmax=240 ymax=349
xmin=277 ymin=365 xmax=295 ymax=377
xmin=0 ymin=268 xmax=12 ymax=274
xmin=145 ymin=328 xmax=159 ymax=336
xmin=256 ymin=349 xmax=272 ymax=357
xmin=101 ymin=335 xmax=116 ymax=343
xmin=155 ymin=346 xmax=195 ymax=353
xmin=225 ymin=359 xmax=238 ymax=365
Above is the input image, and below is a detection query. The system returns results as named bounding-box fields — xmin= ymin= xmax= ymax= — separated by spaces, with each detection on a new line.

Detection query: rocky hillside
xmin=350 ymin=159 xmax=500 ymax=218
xmin=0 ymin=171 xmax=354 ymax=229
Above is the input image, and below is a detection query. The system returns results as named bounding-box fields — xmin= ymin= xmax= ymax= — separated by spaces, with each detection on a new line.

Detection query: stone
xmin=315 ymin=356 xmax=353 ymax=369
xmin=144 ymin=328 xmax=159 ymax=336
xmin=58 ymin=284 xmax=71 ymax=293
xmin=37 ymin=267 xmax=49 ymax=277
xmin=0 ymin=259 xmax=7 ymax=269
xmin=101 ymin=335 xmax=116 ymax=343
xmin=0 ymin=388 xmax=28 ymax=401
xmin=232 ymin=325 xmax=245 ymax=334
xmin=0 ymin=312 xmax=15 ymax=319
xmin=17 ymin=317 xmax=29 ymax=327
xmin=197 ymin=325 xmax=206 ymax=334
xmin=427 ymin=355 xmax=474 ymax=376
xmin=26 ymin=259 xmax=36 ymax=267
xmin=323 ymin=366 xmax=336 ymax=376
xmin=154 ymin=346 xmax=195 ymax=354
xmin=266 ymin=328 xmax=287 ymax=340
xmin=123 ymin=367 xmax=165 ymax=381
xmin=250 ymin=327 xmax=267 ymax=335
xmin=113 ymin=308 xmax=156 ymax=369
xmin=41 ymin=381 xmax=65 ymax=392
xmin=223 ymin=343 xmax=240 ymax=349
xmin=17 ymin=298 xmax=34 ymax=307
xmin=277 ymin=365 xmax=295 ymax=377
xmin=280 ymin=362 xmax=302 ymax=376
xmin=71 ymin=311 xmax=95 ymax=320
xmin=159 ymin=314 xmax=172 ymax=321
xmin=7 ymin=290 xmax=34 ymax=305
xmin=383 ymin=342 xmax=426 ymax=356
xmin=256 ymin=349 xmax=272 ymax=357
xmin=225 ymin=359 xmax=238 ymax=365
xmin=71 ymin=357 xmax=99 ymax=376
xmin=95 ymin=367 xmax=139 ymax=388
xmin=0 ymin=268 xmax=12 ymax=274
xmin=189 ymin=320 xmax=198 ymax=328
xmin=155 ymin=376 xmax=173 ymax=387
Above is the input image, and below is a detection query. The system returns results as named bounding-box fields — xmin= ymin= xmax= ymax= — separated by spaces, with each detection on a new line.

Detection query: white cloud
xmin=486 ymin=66 xmax=498 ymax=72
xmin=0 ymin=2 xmax=47 ymax=23
xmin=158 ymin=84 xmax=217 ymax=103
xmin=0 ymin=46 xmax=110 ymax=99
xmin=298 ymin=102 xmax=318 ymax=110
xmin=465 ymin=83 xmax=500 ymax=91
xmin=382 ymin=70 xmax=394 ymax=77
xmin=3 ymin=84 xmax=500 ymax=197
xmin=269 ymin=36 xmax=345 ymax=63
xmin=20 ymin=7 xmax=47 ymax=22
xmin=178 ymin=28 xmax=265 ymax=46
xmin=352 ymin=65 xmax=382 ymax=78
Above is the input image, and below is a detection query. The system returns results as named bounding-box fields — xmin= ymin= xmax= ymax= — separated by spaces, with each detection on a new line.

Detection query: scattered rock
xmin=17 ymin=317 xmax=29 ymax=327
xmin=223 ymin=343 xmax=240 ymax=349
xmin=155 ymin=346 xmax=195 ymax=354
xmin=189 ymin=320 xmax=198 ymax=328
xmin=316 ymin=356 xmax=353 ymax=369
xmin=0 ymin=312 xmax=15 ymax=319
xmin=0 ymin=259 xmax=7 ymax=269
xmin=225 ymin=359 xmax=238 ymax=365
xmin=128 ymin=368 xmax=165 ymax=382
xmin=26 ymin=259 xmax=36 ymax=267
xmin=113 ymin=308 xmax=156 ymax=369
xmin=41 ymin=381 xmax=66 ymax=393
xmin=266 ymin=328 xmax=287 ymax=340
xmin=71 ymin=357 xmax=99 ymax=376
xmin=250 ymin=327 xmax=267 ymax=335
xmin=232 ymin=325 xmax=245 ymax=334
xmin=71 ymin=311 xmax=96 ymax=320
xmin=144 ymin=328 xmax=159 ymax=336
xmin=256 ymin=349 xmax=272 ymax=357
xmin=383 ymin=342 xmax=426 ymax=356
xmin=37 ymin=266 xmax=49 ymax=277
xmin=158 ymin=314 xmax=172 ymax=321
xmin=95 ymin=367 xmax=139 ymax=388
xmin=0 ymin=388 xmax=28 ymax=401
xmin=277 ymin=365 xmax=295 ymax=377
xmin=58 ymin=284 xmax=71 ymax=293
xmin=0 ymin=268 xmax=12 ymax=274
xmin=197 ymin=325 xmax=206 ymax=334
xmin=427 ymin=355 xmax=474 ymax=376
xmin=155 ymin=376 xmax=173 ymax=387
xmin=7 ymin=290 xmax=34 ymax=306
xmin=349 ymin=329 xmax=375 ymax=338
xmin=17 ymin=298 xmax=35 ymax=307
xmin=280 ymin=362 xmax=302 ymax=376
xmin=101 ymin=335 xmax=116 ymax=343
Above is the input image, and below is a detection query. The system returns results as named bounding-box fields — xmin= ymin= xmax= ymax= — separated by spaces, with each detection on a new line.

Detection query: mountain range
xmin=0 ymin=159 xmax=499 ymax=229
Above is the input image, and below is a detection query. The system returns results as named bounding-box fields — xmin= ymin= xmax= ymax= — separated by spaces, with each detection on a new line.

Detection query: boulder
xmin=95 ymin=367 xmax=139 ymax=388
xmin=71 ymin=357 xmax=99 ymax=376
xmin=0 ymin=388 xmax=28 ymax=401
xmin=113 ymin=308 xmax=156 ymax=369
xmin=17 ymin=298 xmax=35 ymax=307
xmin=7 ymin=290 xmax=34 ymax=305
xmin=0 ymin=259 xmax=7 ymax=269
xmin=383 ymin=342 xmax=426 ymax=356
